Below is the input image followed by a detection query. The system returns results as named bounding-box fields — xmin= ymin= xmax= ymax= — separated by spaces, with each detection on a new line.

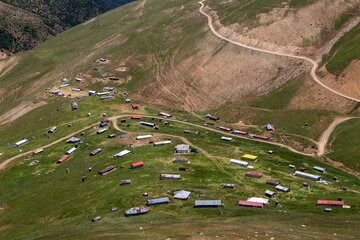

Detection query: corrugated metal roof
xmin=238 ymin=200 xmax=263 ymax=208
xmin=276 ymin=185 xmax=290 ymax=192
xmin=242 ymin=154 xmax=258 ymax=160
xmin=317 ymin=200 xmax=344 ymax=206
xmin=147 ymin=197 xmax=170 ymax=205
xmin=247 ymin=197 xmax=269 ymax=204
xmin=195 ymin=200 xmax=222 ymax=207
xmin=245 ymin=171 xmax=263 ymax=177
xmin=131 ymin=161 xmax=144 ymax=168
xmin=266 ymin=179 xmax=280 ymax=186
xmin=174 ymin=190 xmax=191 ymax=200
xmin=125 ymin=207 xmax=149 ymax=216
xmin=230 ymin=159 xmax=249 ymax=167
xmin=294 ymin=171 xmax=321 ymax=181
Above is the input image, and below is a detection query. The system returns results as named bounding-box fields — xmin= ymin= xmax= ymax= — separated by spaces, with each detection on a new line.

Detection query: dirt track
xmin=198 ymin=0 xmax=360 ymax=103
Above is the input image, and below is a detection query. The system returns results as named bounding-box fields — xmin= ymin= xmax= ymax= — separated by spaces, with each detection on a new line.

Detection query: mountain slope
xmin=0 ymin=0 xmax=135 ymax=55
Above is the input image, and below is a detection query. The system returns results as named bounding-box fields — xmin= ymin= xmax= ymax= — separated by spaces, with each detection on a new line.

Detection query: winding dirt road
xmin=317 ymin=117 xmax=355 ymax=156
xmin=198 ymin=0 xmax=360 ymax=102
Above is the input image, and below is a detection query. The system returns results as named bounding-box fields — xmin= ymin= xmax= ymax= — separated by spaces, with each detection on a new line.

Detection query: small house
xmin=276 ymin=185 xmax=290 ymax=192
xmin=224 ymin=184 xmax=235 ymax=189
xmin=232 ymin=130 xmax=247 ymax=135
xmin=266 ymin=124 xmax=273 ymax=131
xmin=100 ymin=96 xmax=115 ymax=100
xmin=89 ymin=90 xmax=96 ymax=96
xmin=160 ymin=174 xmax=180 ymax=180
xmin=218 ymin=126 xmax=232 ymax=132
xmin=108 ymin=134 xmax=116 ymax=138
xmin=178 ymin=167 xmax=188 ymax=171
xmin=125 ymin=98 xmax=131 ymax=103
xmin=33 ymin=149 xmax=43 ymax=155
xmin=96 ymin=92 xmax=110 ymax=96
xmin=136 ymin=135 xmax=152 ymax=140
xmin=59 ymin=84 xmax=70 ymax=89
xmin=109 ymin=77 xmax=120 ymax=81
xmin=48 ymin=126 xmax=57 ymax=133
xmin=120 ymin=179 xmax=131 ymax=185
xmin=140 ymin=121 xmax=155 ymax=127
xmin=103 ymin=87 xmax=114 ymax=91
xmin=130 ymin=116 xmax=142 ymax=120
xmin=131 ymin=161 xmax=144 ymax=169
xmin=66 ymin=137 xmax=80 ymax=143
xmin=173 ymin=158 xmax=189 ymax=163
xmin=265 ymin=190 xmax=276 ymax=198
xmin=72 ymin=88 xmax=81 ymax=92
xmin=154 ymin=141 xmax=171 ymax=146
xmin=289 ymin=165 xmax=296 ymax=169
xmin=313 ymin=166 xmax=326 ymax=173
xmin=65 ymin=147 xmax=77 ymax=155
xmin=125 ymin=207 xmax=149 ymax=217
xmin=72 ymin=102 xmax=78 ymax=110
xmin=238 ymin=200 xmax=263 ymax=208
xmin=205 ymin=114 xmax=219 ymax=121
xmin=100 ymin=122 xmax=108 ymax=127
xmin=13 ymin=139 xmax=29 ymax=148
xmin=158 ymin=112 xmax=172 ymax=118
xmin=221 ymin=136 xmax=233 ymax=141
xmin=147 ymin=197 xmax=169 ymax=206
xmin=56 ymin=155 xmax=69 ymax=164
xmin=174 ymin=190 xmax=191 ymax=200
xmin=294 ymin=171 xmax=321 ymax=181
xmin=90 ymin=148 xmax=102 ymax=156
xmin=98 ymin=166 xmax=115 ymax=175
xmin=97 ymin=129 xmax=107 ymax=134
xmin=92 ymin=216 xmax=101 ymax=222
xmin=194 ymin=200 xmax=222 ymax=208
xmin=114 ymin=150 xmax=131 ymax=158
xmin=247 ymin=197 xmax=269 ymax=205
xmin=266 ymin=179 xmax=280 ymax=186
xmin=242 ymin=154 xmax=258 ymax=161
xmin=317 ymin=200 xmax=344 ymax=207
xmin=75 ymin=78 xmax=84 ymax=82
xmin=300 ymin=167 xmax=307 ymax=172
xmin=229 ymin=159 xmax=248 ymax=167
xmin=245 ymin=171 xmax=262 ymax=178
xmin=175 ymin=144 xmax=190 ymax=154
xmin=132 ymin=104 xmax=139 ymax=109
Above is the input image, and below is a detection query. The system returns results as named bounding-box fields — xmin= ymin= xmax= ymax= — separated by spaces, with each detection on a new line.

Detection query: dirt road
xmin=198 ymin=0 xmax=360 ymax=103
xmin=317 ymin=117 xmax=355 ymax=156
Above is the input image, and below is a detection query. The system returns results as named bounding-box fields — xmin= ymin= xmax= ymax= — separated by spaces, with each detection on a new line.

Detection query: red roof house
xmin=131 ymin=161 xmax=144 ymax=169
xmin=238 ymin=200 xmax=263 ymax=208
xmin=317 ymin=200 xmax=344 ymax=206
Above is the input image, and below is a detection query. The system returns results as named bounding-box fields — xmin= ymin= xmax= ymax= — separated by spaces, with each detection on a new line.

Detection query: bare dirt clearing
xmin=0 ymin=101 xmax=47 ymax=126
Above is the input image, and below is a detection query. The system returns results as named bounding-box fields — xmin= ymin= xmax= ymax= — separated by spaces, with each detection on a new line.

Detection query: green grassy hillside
xmin=327 ymin=118 xmax=360 ymax=171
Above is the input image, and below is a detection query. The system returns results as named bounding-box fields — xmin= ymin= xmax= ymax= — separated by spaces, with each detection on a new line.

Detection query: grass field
xmin=327 ymin=118 xmax=360 ymax=171
xmin=324 ymin=23 xmax=360 ymax=75
xmin=0 ymin=113 xmax=359 ymax=239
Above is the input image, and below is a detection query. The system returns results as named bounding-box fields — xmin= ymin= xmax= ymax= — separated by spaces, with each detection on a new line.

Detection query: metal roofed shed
xmin=66 ymin=137 xmax=80 ymax=143
xmin=238 ymin=200 xmax=263 ymax=208
xmin=245 ymin=171 xmax=263 ymax=178
xmin=136 ymin=135 xmax=152 ymax=140
xmin=48 ymin=126 xmax=57 ymax=133
xmin=98 ymin=166 xmax=115 ymax=175
xmin=140 ymin=121 xmax=155 ymax=127
xmin=174 ymin=190 xmax=191 ymax=200
xmin=13 ymin=139 xmax=29 ymax=148
xmin=289 ymin=164 xmax=296 ymax=169
xmin=184 ymin=130 xmax=199 ymax=134
xmin=276 ymin=185 xmax=290 ymax=192
xmin=125 ymin=207 xmax=149 ymax=217
xmin=218 ymin=126 xmax=232 ymax=132
xmin=317 ymin=200 xmax=344 ymax=207
xmin=266 ymin=179 xmax=280 ymax=186
xmin=72 ymin=102 xmax=78 ymax=110
xmin=266 ymin=124 xmax=273 ymax=131
xmin=131 ymin=161 xmax=144 ymax=169
xmin=90 ymin=148 xmax=102 ymax=156
xmin=205 ymin=114 xmax=219 ymax=121
xmin=104 ymin=87 xmax=114 ymax=91
xmin=114 ymin=150 xmax=131 ymax=158
xmin=92 ymin=216 xmax=101 ymax=222
xmin=97 ymin=129 xmax=107 ymax=134
xmin=120 ymin=179 xmax=131 ymax=186
xmin=175 ymin=144 xmax=190 ymax=154
xmin=108 ymin=134 xmax=116 ymax=138
xmin=154 ymin=141 xmax=171 ymax=146
xmin=221 ymin=136 xmax=233 ymax=141
xmin=56 ymin=155 xmax=69 ymax=164
xmin=158 ymin=112 xmax=172 ymax=118
xmin=194 ymin=200 xmax=222 ymax=208
xmin=242 ymin=154 xmax=258 ymax=161
xmin=89 ymin=90 xmax=96 ymax=96
xmin=294 ymin=171 xmax=321 ymax=181
xmin=313 ymin=166 xmax=327 ymax=173
xmin=230 ymin=159 xmax=249 ymax=167
xmin=100 ymin=96 xmax=115 ymax=100
xmin=247 ymin=197 xmax=269 ymax=205
xmin=147 ymin=197 xmax=170 ymax=206
xmin=160 ymin=174 xmax=180 ymax=180
xmin=224 ymin=184 xmax=235 ymax=189
xmin=65 ymin=147 xmax=77 ymax=155
xmin=265 ymin=190 xmax=276 ymax=198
